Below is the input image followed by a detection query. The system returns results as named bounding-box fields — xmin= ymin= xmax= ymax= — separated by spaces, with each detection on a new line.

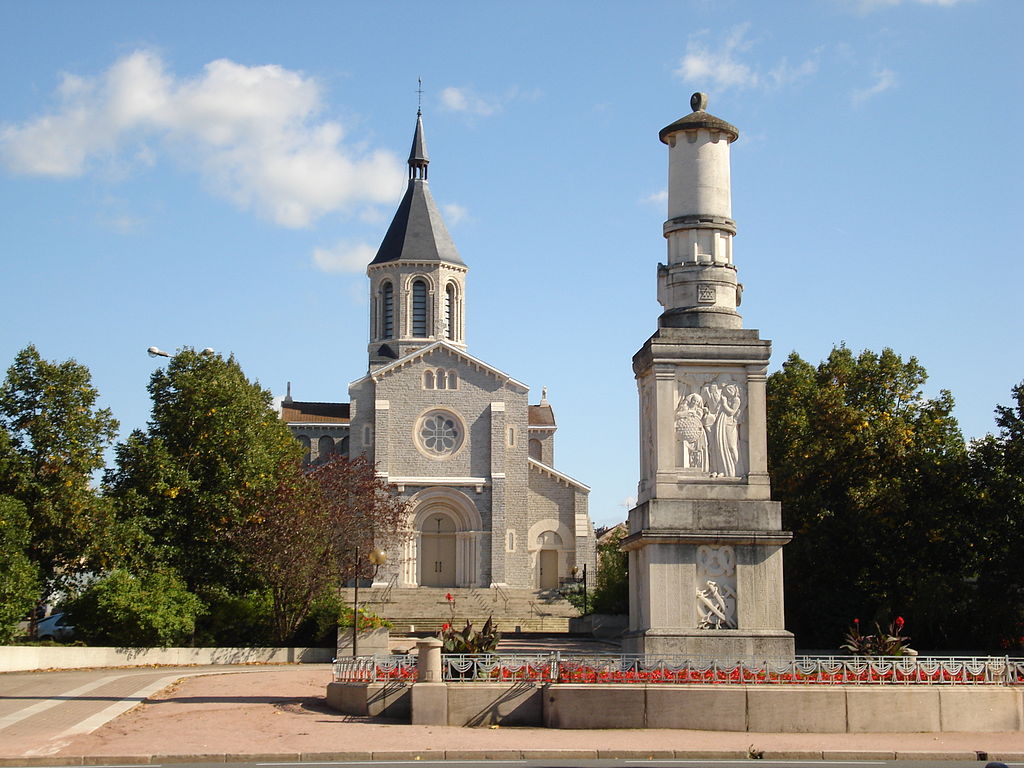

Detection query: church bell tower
xmin=366 ymin=110 xmax=468 ymax=370
xmin=623 ymin=94 xmax=794 ymax=660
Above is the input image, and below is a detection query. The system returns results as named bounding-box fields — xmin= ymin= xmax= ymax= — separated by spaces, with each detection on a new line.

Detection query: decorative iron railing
xmin=333 ymin=653 xmax=1024 ymax=686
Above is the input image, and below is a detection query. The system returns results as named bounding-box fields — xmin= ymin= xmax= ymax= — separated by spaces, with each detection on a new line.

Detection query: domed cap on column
xmin=659 ymin=92 xmax=739 ymax=144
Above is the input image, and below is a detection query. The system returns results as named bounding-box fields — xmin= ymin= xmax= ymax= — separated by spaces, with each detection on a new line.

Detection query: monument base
xmin=621 ymin=628 xmax=795 ymax=660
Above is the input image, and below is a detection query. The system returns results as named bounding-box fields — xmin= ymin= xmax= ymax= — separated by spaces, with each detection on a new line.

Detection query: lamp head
xmin=368 ymin=548 xmax=387 ymax=566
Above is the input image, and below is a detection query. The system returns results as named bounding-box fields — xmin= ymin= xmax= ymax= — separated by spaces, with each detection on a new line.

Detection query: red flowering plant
xmin=841 ymin=615 xmax=912 ymax=657
xmin=437 ymin=592 xmax=501 ymax=654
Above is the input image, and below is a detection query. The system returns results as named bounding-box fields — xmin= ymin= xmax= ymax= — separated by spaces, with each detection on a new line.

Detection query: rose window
xmin=418 ymin=411 xmax=463 ymax=456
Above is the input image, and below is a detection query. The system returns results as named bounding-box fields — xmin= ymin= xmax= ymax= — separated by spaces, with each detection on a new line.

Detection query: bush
xmin=191 ymin=589 xmax=273 ymax=647
xmin=0 ymin=496 xmax=40 ymax=643
xmin=65 ymin=569 xmax=203 ymax=647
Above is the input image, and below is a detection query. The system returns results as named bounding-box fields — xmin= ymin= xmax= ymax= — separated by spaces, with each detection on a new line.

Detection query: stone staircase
xmin=342 ymin=585 xmax=580 ymax=635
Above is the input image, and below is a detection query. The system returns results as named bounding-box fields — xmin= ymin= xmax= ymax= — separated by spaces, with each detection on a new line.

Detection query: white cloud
xmin=675 ymin=25 xmax=818 ymax=92
xmin=0 ymin=51 xmax=406 ymax=228
xmin=851 ymin=68 xmax=897 ymax=104
xmin=312 ymin=240 xmax=376 ymax=273
xmin=642 ymin=189 xmax=668 ymax=206
xmin=439 ymin=86 xmax=500 ymax=116
xmin=442 ymin=202 xmax=469 ymax=225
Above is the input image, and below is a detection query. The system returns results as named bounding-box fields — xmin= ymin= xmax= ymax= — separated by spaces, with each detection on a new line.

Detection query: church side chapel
xmin=280 ymin=109 xmax=595 ymax=618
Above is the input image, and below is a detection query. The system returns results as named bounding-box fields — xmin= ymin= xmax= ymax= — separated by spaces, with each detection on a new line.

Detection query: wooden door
xmin=539 ymin=549 xmax=559 ymax=589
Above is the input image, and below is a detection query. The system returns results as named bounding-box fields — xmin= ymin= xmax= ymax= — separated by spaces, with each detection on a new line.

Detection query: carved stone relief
xmin=674 ymin=373 xmax=747 ymax=477
xmin=639 ymin=382 xmax=655 ymax=483
xmin=696 ymin=544 xmax=737 ymax=629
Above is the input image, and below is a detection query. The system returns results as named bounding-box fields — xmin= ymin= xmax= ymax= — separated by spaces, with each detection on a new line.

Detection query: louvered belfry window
xmin=382 ymin=282 xmax=394 ymax=339
xmin=412 ymin=279 xmax=428 ymax=337
xmin=445 ymin=283 xmax=455 ymax=340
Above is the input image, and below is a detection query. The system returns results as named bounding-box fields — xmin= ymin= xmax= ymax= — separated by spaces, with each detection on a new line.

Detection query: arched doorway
xmin=419 ymin=511 xmax=457 ymax=587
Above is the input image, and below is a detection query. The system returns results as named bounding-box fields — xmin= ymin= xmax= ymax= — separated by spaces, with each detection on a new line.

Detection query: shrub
xmin=65 ymin=569 xmax=203 ymax=647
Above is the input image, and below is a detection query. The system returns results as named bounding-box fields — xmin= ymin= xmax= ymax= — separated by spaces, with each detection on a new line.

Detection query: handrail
xmin=379 ymin=572 xmax=398 ymax=604
xmin=491 ymin=583 xmax=510 ymax=612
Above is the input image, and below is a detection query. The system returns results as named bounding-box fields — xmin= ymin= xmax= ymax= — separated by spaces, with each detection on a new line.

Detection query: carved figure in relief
xmin=696 ymin=580 xmax=736 ymax=629
xmin=675 ymin=392 xmax=711 ymax=471
xmin=710 ymin=383 xmax=742 ymax=477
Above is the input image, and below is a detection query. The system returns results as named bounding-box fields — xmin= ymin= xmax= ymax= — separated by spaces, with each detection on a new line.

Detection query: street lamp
xmin=352 ymin=546 xmax=387 ymax=657
xmin=570 ymin=563 xmax=589 ymax=615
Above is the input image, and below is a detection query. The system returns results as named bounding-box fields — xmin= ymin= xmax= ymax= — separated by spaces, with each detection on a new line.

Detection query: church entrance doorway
xmin=539 ymin=549 xmax=559 ymax=589
xmin=420 ymin=512 xmax=457 ymax=587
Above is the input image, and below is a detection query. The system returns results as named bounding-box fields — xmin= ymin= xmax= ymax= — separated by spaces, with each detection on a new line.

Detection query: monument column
xmin=622 ymin=93 xmax=794 ymax=660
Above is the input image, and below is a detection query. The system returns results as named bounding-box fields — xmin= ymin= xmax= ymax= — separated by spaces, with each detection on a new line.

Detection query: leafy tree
xmin=0 ymin=494 xmax=40 ymax=642
xmin=968 ymin=382 xmax=1024 ymax=651
xmin=590 ymin=528 xmax=629 ymax=615
xmin=767 ymin=346 xmax=974 ymax=649
xmin=0 ymin=345 xmax=119 ymax=593
xmin=64 ymin=569 xmax=204 ymax=647
xmin=233 ymin=456 xmax=409 ymax=645
xmin=106 ymin=348 xmax=301 ymax=596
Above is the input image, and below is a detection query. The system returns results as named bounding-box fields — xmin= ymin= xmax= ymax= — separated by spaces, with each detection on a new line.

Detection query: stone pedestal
xmin=624 ymin=95 xmax=794 ymax=660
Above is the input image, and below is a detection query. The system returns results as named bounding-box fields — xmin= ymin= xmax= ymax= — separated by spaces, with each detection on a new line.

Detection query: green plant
xmin=437 ymin=592 xmax=501 ymax=654
xmin=841 ymin=616 xmax=912 ymax=656
xmin=439 ymin=616 xmax=501 ymax=654
xmin=337 ymin=605 xmax=392 ymax=631
xmin=64 ymin=568 xmax=203 ymax=647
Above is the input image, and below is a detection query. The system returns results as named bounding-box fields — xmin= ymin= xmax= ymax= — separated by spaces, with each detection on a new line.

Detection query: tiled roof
xmin=281 ymin=401 xmax=350 ymax=424
xmin=528 ymin=404 xmax=556 ymax=427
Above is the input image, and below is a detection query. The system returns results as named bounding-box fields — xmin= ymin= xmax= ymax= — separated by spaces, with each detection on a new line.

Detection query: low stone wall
xmin=329 ymin=681 xmax=1024 ymax=732
xmin=0 ymin=645 xmax=334 ymax=672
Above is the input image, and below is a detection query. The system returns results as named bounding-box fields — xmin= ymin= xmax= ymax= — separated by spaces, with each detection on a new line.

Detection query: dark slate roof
xmin=281 ymin=401 xmax=350 ymax=424
xmin=409 ymin=112 xmax=429 ymax=167
xmin=369 ymin=112 xmax=463 ymax=267
xmin=368 ymin=178 xmax=464 ymax=265
xmin=528 ymin=404 xmax=556 ymax=427
xmin=659 ymin=92 xmax=739 ymax=144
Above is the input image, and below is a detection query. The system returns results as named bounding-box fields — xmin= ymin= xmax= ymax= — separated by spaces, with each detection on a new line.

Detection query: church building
xmin=280 ymin=111 xmax=595 ymax=591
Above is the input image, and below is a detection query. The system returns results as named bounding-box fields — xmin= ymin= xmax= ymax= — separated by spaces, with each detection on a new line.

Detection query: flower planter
xmin=336 ymin=626 xmax=390 ymax=657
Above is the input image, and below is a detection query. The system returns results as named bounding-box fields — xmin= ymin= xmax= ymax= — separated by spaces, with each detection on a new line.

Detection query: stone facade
xmin=281 ymin=112 xmax=594 ymax=590
xmin=622 ymin=94 xmax=794 ymax=659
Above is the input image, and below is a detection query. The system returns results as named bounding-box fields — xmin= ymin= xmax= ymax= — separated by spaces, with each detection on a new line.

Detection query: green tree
xmin=590 ymin=528 xmax=629 ymax=615
xmin=233 ymin=456 xmax=409 ymax=645
xmin=968 ymin=382 xmax=1024 ymax=651
xmin=64 ymin=569 xmax=204 ymax=647
xmin=0 ymin=494 xmax=40 ymax=642
xmin=0 ymin=345 xmax=119 ymax=593
xmin=767 ymin=346 xmax=974 ymax=649
xmin=106 ymin=348 xmax=301 ymax=597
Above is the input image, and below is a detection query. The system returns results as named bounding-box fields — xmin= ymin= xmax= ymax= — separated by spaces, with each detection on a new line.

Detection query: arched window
xmin=298 ymin=435 xmax=311 ymax=466
xmin=424 ymin=370 xmax=435 ymax=389
xmin=447 ymin=370 xmax=458 ymax=390
xmin=317 ymin=436 xmax=335 ymax=464
xmin=436 ymin=367 xmax=446 ymax=390
xmin=381 ymin=282 xmax=395 ymax=339
xmin=508 ymin=426 xmax=515 ymax=446
xmin=412 ymin=279 xmax=428 ymax=337
xmin=529 ymin=439 xmax=542 ymax=461
xmin=445 ymin=283 xmax=456 ymax=340
xmin=339 ymin=435 xmax=350 ymax=457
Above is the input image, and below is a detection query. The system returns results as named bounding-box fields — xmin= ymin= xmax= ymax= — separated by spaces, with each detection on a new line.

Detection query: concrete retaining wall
xmin=0 ymin=645 xmax=334 ymax=672
xmin=328 ymin=681 xmax=1024 ymax=732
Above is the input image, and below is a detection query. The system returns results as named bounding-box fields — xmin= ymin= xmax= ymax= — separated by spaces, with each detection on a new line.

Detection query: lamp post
xmin=570 ymin=563 xmax=589 ymax=615
xmin=352 ymin=546 xmax=387 ymax=657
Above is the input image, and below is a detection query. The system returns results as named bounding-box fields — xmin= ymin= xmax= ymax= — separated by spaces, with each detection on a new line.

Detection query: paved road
xmin=0 ymin=664 xmax=308 ymax=758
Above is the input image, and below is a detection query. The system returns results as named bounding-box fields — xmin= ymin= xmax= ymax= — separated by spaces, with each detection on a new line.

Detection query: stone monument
xmin=621 ymin=93 xmax=794 ymax=659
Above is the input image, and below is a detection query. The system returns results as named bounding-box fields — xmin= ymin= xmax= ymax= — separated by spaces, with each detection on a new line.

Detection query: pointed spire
xmin=408 ymin=83 xmax=429 ymax=179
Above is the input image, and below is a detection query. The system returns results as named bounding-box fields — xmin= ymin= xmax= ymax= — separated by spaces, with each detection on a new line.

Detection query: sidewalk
xmin=3 ymin=664 xmax=1022 ymax=764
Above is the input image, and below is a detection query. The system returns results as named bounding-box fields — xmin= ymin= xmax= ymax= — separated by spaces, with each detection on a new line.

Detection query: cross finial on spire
xmin=417 ymin=78 xmax=423 ymax=116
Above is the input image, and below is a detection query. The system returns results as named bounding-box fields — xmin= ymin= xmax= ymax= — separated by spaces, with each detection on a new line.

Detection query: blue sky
xmin=1 ymin=0 xmax=1021 ymax=526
